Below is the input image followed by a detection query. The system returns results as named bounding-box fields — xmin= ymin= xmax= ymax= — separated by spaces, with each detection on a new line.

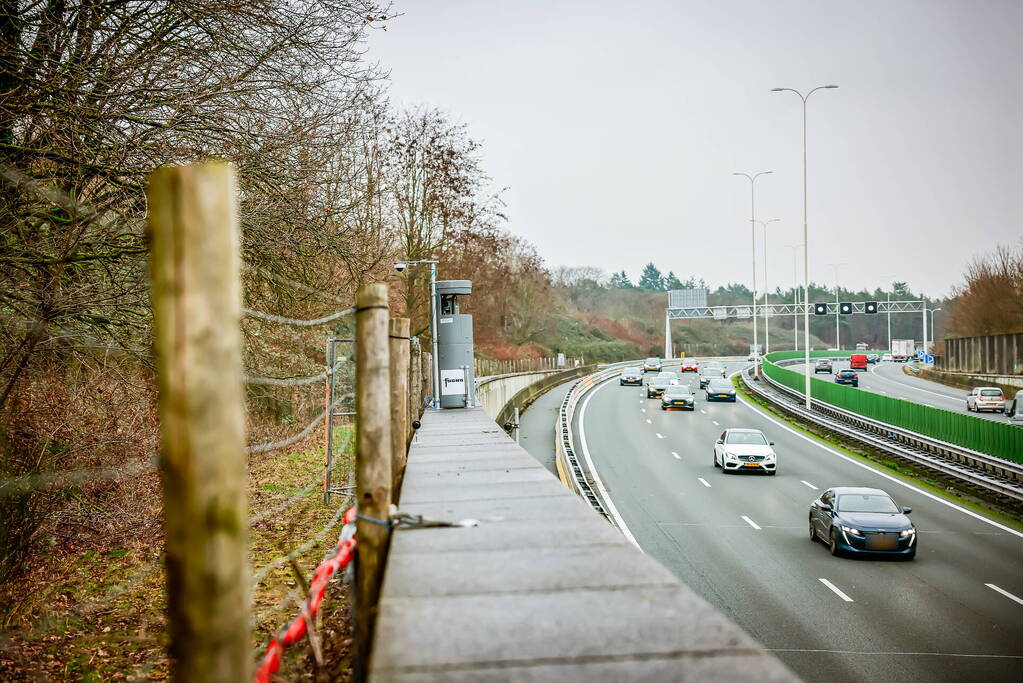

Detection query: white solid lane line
xmin=868 ymin=364 xmax=962 ymax=402
xmin=672 ymin=452 xmax=681 ymax=459
xmin=656 ymin=433 xmax=665 ymax=439
xmin=819 ymin=578 xmax=855 ymax=602
xmin=698 ymin=477 xmax=711 ymax=488
xmin=801 ymin=480 xmax=819 ymax=490
xmin=741 ymin=515 xmax=762 ymax=530
xmin=578 ymin=377 xmax=641 ymax=549
xmin=986 ymin=583 xmax=1023 ymax=606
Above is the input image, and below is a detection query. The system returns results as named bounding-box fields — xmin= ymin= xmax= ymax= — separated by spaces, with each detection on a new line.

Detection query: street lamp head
xmin=394 ymin=261 xmax=407 ymax=273
xmin=770 ymin=88 xmax=785 ymax=92
xmin=824 ymin=84 xmax=839 ymax=89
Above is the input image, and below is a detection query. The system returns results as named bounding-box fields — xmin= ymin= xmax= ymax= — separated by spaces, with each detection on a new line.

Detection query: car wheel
xmin=713 ymin=452 xmax=719 ymax=468
xmin=767 ymin=470 xmax=777 ymax=476
xmin=661 ymin=405 xmax=666 ymax=411
xmin=904 ymin=550 xmax=916 ymax=561
xmin=809 ymin=518 xmax=817 ymax=542
xmin=829 ymin=530 xmax=841 ymax=557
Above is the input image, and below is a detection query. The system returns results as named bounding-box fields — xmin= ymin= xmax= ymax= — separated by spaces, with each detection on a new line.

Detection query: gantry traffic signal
xmin=814 ymin=303 xmax=828 ymax=315
xmin=839 ymin=302 xmax=853 ymax=315
xmin=864 ymin=301 xmax=879 ymax=314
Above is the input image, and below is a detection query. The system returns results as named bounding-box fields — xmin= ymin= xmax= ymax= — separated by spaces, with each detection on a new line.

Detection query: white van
xmin=1004 ymin=390 xmax=1023 ymax=427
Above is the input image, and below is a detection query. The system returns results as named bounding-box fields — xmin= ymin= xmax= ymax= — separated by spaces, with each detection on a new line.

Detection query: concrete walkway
xmin=369 ymin=407 xmax=798 ymax=682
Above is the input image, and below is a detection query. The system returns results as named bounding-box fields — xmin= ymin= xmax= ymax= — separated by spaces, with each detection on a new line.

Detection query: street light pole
xmin=733 ymin=170 xmax=773 ymax=368
xmin=929 ymin=308 xmax=942 ymax=354
xmin=756 ymin=218 xmax=781 ymax=354
xmin=828 ymin=262 xmax=848 ymax=350
xmin=785 ymin=244 xmax=802 ymax=350
xmin=772 ymin=84 xmax=838 ymax=408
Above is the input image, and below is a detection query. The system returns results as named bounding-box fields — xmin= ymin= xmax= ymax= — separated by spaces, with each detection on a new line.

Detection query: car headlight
xmin=840 ymin=525 xmax=863 ymax=536
xmin=900 ymin=528 xmax=915 ymax=538
xmin=764 ymin=452 xmax=776 ymax=460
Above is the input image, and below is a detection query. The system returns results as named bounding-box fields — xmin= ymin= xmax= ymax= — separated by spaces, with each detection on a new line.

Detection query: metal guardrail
xmin=741 ymin=364 xmax=1023 ymax=506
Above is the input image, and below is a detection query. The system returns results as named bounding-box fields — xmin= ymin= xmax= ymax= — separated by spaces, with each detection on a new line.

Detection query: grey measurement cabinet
xmin=435 ymin=280 xmax=476 ymax=409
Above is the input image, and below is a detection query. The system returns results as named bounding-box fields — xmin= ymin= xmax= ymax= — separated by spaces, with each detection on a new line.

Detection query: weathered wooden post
xmin=147 ymin=162 xmax=249 ymax=682
xmin=354 ymin=283 xmax=391 ymax=681
xmin=389 ymin=318 xmax=410 ymax=496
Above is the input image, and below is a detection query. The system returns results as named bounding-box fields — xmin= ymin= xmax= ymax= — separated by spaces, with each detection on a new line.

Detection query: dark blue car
xmin=809 ymin=487 xmax=916 ymax=559
xmin=834 ymin=369 xmax=859 ymax=387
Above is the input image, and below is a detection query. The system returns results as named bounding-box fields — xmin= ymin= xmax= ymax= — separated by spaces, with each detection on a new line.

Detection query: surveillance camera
xmin=394 ymin=261 xmax=406 ymax=273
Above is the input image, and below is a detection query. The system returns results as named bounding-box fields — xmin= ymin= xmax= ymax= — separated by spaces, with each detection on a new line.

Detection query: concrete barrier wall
xmin=940 ymin=333 xmax=1023 ymax=375
xmin=475 ymin=366 xmax=593 ymax=422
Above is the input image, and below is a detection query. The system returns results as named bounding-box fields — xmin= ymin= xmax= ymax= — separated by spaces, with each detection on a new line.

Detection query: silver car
xmin=699 ymin=365 xmax=726 ymax=389
xmin=646 ymin=372 xmax=678 ymax=398
xmin=643 ymin=357 xmax=662 ymax=373
xmin=661 ymin=385 xmax=695 ymax=411
xmin=966 ymin=387 xmax=1005 ymax=413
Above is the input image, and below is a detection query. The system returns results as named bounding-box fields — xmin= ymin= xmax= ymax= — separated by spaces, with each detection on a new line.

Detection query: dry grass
xmin=0 ymin=409 xmax=355 ymax=682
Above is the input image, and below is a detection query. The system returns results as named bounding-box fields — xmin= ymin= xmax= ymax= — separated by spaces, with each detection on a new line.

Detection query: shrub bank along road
xmin=570 ymin=362 xmax=1023 ymax=683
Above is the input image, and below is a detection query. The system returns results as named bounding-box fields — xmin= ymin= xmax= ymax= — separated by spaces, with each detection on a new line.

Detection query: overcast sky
xmin=369 ymin=0 xmax=1021 ymax=298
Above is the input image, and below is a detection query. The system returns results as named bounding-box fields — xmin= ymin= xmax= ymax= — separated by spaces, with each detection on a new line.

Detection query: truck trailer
xmin=891 ymin=339 xmax=915 ymax=362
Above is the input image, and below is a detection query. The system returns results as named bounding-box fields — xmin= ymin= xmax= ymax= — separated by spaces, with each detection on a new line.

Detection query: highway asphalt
xmin=788 ymin=359 xmax=1010 ymax=423
xmin=562 ymin=361 xmax=1023 ymax=683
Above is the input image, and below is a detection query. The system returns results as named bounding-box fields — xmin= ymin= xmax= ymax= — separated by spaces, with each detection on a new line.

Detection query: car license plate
xmin=717 ymin=394 xmax=728 ymax=398
xmin=674 ymin=401 xmax=685 ymax=405
xmin=866 ymin=534 xmax=898 ymax=550
xmin=743 ymin=462 xmax=760 ymax=467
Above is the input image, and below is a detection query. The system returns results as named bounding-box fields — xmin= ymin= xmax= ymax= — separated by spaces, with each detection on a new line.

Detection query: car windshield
xmin=725 ymin=431 xmax=768 ymax=445
xmin=708 ymin=380 xmax=731 ymax=390
xmin=980 ymin=389 xmax=1002 ymax=397
xmin=665 ymin=387 xmax=691 ymax=397
xmin=839 ymin=371 xmax=855 ymax=376
xmin=816 ymin=361 xmax=829 ymax=365
xmin=645 ymin=358 xmax=659 ymax=364
xmin=837 ymin=494 xmax=899 ymax=513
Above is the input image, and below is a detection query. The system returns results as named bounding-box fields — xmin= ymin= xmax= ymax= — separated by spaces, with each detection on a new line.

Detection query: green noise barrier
xmin=762 ymin=351 xmax=1023 ymax=464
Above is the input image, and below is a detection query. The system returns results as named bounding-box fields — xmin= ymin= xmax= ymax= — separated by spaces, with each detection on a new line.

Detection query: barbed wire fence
xmin=0 ymin=163 xmax=428 ymax=679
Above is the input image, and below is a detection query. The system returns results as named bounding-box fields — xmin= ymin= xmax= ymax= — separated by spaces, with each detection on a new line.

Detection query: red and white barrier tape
xmin=254 ymin=506 xmax=357 ymax=683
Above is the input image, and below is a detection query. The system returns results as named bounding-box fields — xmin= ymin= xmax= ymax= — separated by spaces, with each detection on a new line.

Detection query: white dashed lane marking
xmin=698 ymin=478 xmax=711 ymax=488
xmin=672 ymin=452 xmax=681 ymax=459
xmin=819 ymin=578 xmax=854 ymax=602
xmin=986 ymin=584 xmax=1023 ymax=606
xmin=741 ymin=515 xmax=762 ymax=530
xmin=801 ymin=480 xmax=819 ymax=490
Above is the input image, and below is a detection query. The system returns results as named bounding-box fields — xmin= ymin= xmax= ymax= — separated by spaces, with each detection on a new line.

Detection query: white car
xmin=966 ymin=387 xmax=1005 ymax=413
xmin=881 ymin=353 xmax=893 ymax=362
xmin=713 ymin=428 xmax=777 ymax=475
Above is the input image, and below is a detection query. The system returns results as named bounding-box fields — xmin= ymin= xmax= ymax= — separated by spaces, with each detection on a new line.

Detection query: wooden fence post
xmin=389 ymin=318 xmax=410 ymax=497
xmin=147 ymin=162 xmax=249 ymax=682
xmin=354 ymin=283 xmax=391 ymax=681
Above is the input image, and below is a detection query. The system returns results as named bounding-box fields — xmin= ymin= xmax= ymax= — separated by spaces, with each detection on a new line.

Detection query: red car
xmin=679 ymin=359 xmax=699 ymax=372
